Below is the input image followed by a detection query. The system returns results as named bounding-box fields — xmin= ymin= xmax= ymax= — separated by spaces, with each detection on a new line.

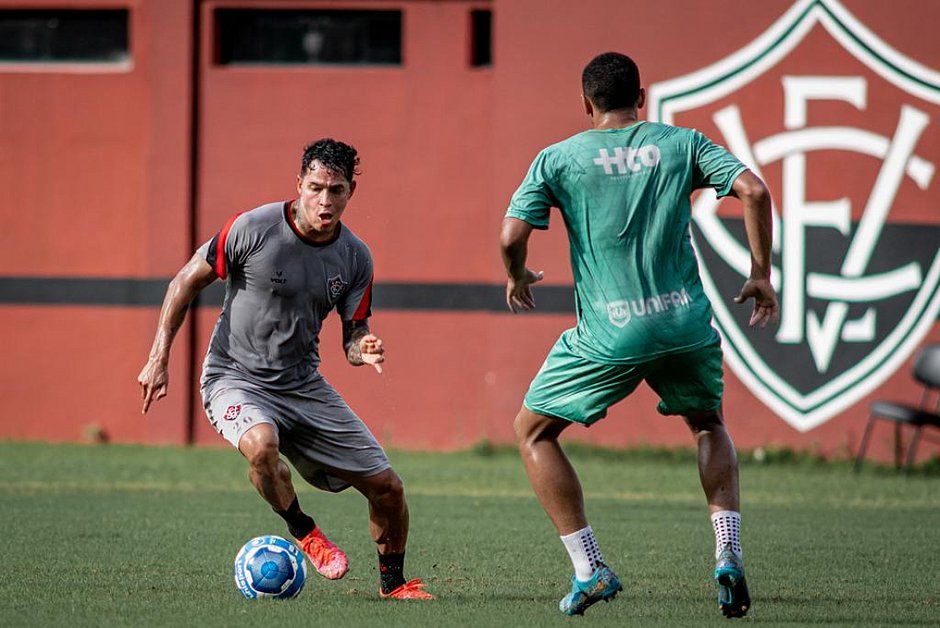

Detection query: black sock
xmin=378 ymin=552 xmax=406 ymax=594
xmin=273 ymin=496 xmax=315 ymax=539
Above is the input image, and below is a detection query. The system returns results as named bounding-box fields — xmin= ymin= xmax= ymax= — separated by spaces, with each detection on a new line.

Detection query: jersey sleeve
xmin=338 ymin=249 xmax=375 ymax=322
xmin=197 ymin=212 xmax=249 ymax=279
xmin=690 ymin=131 xmax=748 ymax=198
xmin=505 ymin=149 xmax=559 ymax=229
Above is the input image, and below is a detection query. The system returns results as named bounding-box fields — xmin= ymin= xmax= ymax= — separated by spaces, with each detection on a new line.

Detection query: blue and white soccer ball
xmin=234 ymin=535 xmax=308 ymax=600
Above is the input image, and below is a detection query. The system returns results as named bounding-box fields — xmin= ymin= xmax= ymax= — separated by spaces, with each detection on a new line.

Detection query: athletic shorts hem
xmin=227 ymin=417 xmax=277 ymax=449
xmin=656 ymin=399 xmax=722 ymax=417
xmin=522 ymin=401 xmax=603 ymax=426
xmin=329 ymin=460 xmax=392 ymax=479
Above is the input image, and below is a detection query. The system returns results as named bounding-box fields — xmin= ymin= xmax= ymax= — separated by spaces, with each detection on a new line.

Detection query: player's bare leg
xmin=239 ymin=423 xmax=348 ymax=580
xmin=684 ymin=409 xmax=750 ymax=618
xmin=331 ymin=467 xmax=409 ymax=553
xmin=514 ymin=407 xmax=622 ymax=615
xmin=239 ymin=423 xmax=296 ymax=510
xmin=328 ymin=466 xmax=433 ymax=599
xmin=514 ymin=407 xmax=586 ymax=534
xmin=683 ymin=410 xmax=739 ymax=514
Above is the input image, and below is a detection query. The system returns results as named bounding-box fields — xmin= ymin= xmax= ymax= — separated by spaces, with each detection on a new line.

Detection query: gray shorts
xmin=201 ymin=374 xmax=390 ymax=493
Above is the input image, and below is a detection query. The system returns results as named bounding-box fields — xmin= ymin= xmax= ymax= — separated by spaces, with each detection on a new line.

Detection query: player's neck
xmin=592 ymin=108 xmax=640 ymax=130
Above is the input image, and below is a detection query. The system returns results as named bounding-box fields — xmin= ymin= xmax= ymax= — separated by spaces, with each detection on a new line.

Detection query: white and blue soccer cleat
xmin=558 ymin=563 xmax=623 ymax=616
xmin=714 ymin=542 xmax=751 ymax=618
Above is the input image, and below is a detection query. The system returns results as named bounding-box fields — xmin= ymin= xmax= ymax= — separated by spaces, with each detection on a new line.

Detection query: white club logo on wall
xmin=648 ymin=0 xmax=940 ymax=431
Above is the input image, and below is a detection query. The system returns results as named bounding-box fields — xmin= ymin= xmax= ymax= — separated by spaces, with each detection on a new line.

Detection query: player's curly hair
xmin=300 ymin=138 xmax=361 ymax=182
xmin=582 ymin=52 xmax=641 ymax=113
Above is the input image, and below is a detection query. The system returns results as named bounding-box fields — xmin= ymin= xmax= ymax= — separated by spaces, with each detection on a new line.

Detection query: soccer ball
xmin=234 ymin=535 xmax=308 ymax=599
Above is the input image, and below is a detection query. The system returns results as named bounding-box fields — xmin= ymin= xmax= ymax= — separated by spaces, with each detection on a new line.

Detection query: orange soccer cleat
xmin=379 ymin=578 xmax=435 ymax=600
xmin=296 ymin=527 xmax=348 ymax=580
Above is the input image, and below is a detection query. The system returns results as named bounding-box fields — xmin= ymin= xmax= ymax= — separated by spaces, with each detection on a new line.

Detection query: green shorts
xmin=523 ymin=330 xmax=724 ymax=425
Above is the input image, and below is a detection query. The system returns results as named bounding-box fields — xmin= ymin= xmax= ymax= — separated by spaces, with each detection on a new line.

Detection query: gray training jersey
xmin=197 ymin=201 xmax=374 ymax=390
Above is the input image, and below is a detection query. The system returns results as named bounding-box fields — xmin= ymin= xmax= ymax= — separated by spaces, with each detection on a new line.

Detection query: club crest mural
xmin=649 ymin=0 xmax=940 ymax=430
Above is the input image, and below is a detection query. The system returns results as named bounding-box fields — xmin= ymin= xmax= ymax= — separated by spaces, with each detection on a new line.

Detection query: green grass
xmin=1 ymin=442 xmax=938 ymax=626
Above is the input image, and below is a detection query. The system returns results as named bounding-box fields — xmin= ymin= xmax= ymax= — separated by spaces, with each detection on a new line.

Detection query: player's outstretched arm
xmin=500 ymin=217 xmax=544 ymax=313
xmin=138 ymin=254 xmax=217 ymax=414
xmin=343 ymin=319 xmax=385 ymax=373
xmin=730 ymin=170 xmax=779 ymax=328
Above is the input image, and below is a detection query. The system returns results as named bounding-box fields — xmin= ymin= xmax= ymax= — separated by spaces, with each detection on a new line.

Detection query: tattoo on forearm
xmin=343 ymin=320 xmax=369 ymax=365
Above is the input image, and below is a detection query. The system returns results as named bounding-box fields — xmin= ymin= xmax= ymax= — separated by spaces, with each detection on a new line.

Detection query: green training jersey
xmin=506 ymin=121 xmax=746 ymax=364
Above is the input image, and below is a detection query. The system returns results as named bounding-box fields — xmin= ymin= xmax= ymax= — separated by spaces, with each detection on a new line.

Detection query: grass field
xmin=1 ymin=441 xmax=938 ymax=626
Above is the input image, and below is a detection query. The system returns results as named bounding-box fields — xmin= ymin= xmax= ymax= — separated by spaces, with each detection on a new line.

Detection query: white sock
xmin=711 ymin=510 xmax=742 ymax=560
xmin=560 ymin=525 xmax=605 ymax=581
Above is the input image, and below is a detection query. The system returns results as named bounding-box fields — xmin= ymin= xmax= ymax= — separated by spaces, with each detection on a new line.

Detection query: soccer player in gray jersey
xmin=137 ymin=138 xmax=433 ymax=600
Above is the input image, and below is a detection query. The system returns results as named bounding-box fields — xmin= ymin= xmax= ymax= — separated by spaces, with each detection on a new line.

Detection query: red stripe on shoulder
xmin=352 ymin=276 xmax=374 ymax=321
xmin=214 ymin=212 xmax=245 ymax=279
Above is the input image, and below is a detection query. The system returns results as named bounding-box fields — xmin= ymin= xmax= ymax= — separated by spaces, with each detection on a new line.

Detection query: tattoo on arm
xmin=343 ymin=319 xmax=370 ymax=366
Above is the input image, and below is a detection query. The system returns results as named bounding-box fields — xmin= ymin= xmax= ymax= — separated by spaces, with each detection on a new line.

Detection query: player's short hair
xmin=582 ymin=52 xmax=641 ymax=113
xmin=300 ymin=138 xmax=361 ymax=183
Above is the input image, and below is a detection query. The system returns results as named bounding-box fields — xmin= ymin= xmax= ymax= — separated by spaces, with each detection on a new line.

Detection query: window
xmin=216 ymin=9 xmax=402 ymax=66
xmin=0 ymin=10 xmax=129 ymax=63
xmin=470 ymin=9 xmax=491 ymax=67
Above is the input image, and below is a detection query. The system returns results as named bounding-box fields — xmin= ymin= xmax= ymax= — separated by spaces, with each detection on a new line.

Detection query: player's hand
xmin=358 ymin=334 xmax=385 ymax=373
xmin=137 ymin=357 xmax=169 ymax=414
xmin=734 ymin=277 xmax=779 ymax=329
xmin=506 ymin=269 xmax=545 ymax=313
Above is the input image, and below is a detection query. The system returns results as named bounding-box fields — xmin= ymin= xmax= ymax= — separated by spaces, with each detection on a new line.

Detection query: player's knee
xmin=512 ymin=411 xmax=536 ymax=447
xmin=239 ymin=423 xmax=280 ymax=467
xmin=243 ymin=439 xmax=280 ymax=470
xmin=513 ymin=409 xmax=540 ymax=445
xmin=384 ymin=471 xmax=404 ymax=502
xmin=370 ymin=469 xmax=404 ymax=505
xmin=683 ymin=410 xmax=724 ymax=434
xmin=514 ymin=408 xmax=563 ymax=447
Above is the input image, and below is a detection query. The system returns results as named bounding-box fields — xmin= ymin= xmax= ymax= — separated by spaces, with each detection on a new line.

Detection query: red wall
xmin=0 ymin=0 xmax=194 ymax=443
xmin=1 ymin=0 xmax=937 ymax=464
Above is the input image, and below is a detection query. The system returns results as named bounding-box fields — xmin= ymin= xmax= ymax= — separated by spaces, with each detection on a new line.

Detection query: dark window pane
xmin=470 ymin=9 xmax=491 ymax=67
xmin=216 ymin=9 xmax=402 ymax=66
xmin=0 ymin=10 xmax=129 ymax=63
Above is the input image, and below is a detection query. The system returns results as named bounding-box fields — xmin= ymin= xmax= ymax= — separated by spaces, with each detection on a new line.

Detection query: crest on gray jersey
xmin=328 ymin=274 xmax=347 ymax=299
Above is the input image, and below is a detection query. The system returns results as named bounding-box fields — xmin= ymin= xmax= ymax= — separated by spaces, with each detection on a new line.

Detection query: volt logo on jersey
xmin=648 ymin=0 xmax=940 ymax=431
xmin=593 ymin=145 xmax=661 ymax=175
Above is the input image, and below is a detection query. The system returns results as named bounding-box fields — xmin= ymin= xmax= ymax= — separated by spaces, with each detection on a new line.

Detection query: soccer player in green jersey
xmin=500 ymin=53 xmax=778 ymax=618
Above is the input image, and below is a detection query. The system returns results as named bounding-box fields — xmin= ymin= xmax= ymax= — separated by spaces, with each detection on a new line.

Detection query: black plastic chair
xmin=853 ymin=344 xmax=940 ymax=472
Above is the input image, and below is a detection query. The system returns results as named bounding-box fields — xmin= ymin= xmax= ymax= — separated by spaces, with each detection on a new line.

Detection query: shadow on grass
xmin=365 ymin=593 xmax=562 ymax=604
